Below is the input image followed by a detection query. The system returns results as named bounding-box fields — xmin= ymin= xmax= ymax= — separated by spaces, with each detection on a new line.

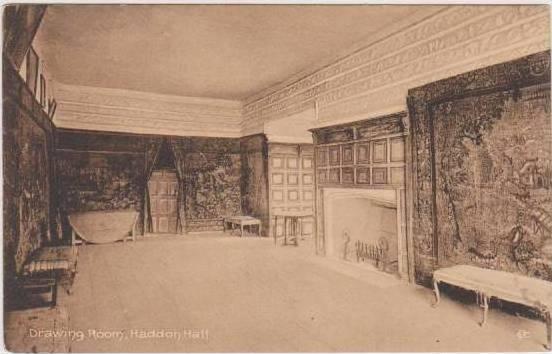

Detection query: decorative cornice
xmin=242 ymin=5 xmax=550 ymax=128
xmin=53 ymin=83 xmax=243 ymax=138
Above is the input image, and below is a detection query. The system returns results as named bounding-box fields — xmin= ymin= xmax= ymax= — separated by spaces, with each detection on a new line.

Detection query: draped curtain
xmin=141 ymin=137 xmax=163 ymax=235
xmin=169 ymin=138 xmax=188 ymax=234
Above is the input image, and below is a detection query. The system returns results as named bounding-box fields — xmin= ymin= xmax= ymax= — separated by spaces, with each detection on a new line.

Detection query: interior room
xmin=2 ymin=4 xmax=551 ymax=352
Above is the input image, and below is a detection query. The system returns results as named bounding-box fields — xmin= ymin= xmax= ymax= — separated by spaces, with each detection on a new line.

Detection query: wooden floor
xmin=65 ymin=233 xmax=548 ymax=352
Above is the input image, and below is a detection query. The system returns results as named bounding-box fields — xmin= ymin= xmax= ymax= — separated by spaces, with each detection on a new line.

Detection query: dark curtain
xmin=169 ymin=138 xmax=188 ymax=234
xmin=141 ymin=137 xmax=163 ymax=235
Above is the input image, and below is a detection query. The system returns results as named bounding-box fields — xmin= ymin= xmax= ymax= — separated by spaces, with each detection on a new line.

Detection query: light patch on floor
xmin=64 ymin=233 xmax=548 ymax=352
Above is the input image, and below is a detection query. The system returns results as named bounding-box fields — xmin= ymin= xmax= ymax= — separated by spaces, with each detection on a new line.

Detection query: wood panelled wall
xmin=268 ymin=143 xmax=315 ymax=238
xmin=3 ymin=60 xmax=57 ymax=305
xmin=312 ymin=113 xmax=407 ymax=189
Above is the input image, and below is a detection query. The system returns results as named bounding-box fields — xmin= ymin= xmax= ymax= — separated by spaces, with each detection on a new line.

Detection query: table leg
xmin=545 ymin=310 xmax=551 ymax=350
xmin=240 ymin=224 xmax=244 ymax=237
xmin=273 ymin=216 xmax=277 ymax=245
xmin=432 ymin=279 xmax=440 ymax=307
xmin=258 ymin=223 xmax=262 ymax=237
xmin=479 ymin=293 xmax=488 ymax=327
xmin=223 ymin=220 xmax=226 ymax=233
xmin=293 ymin=217 xmax=299 ymax=246
xmin=284 ymin=217 xmax=288 ymax=245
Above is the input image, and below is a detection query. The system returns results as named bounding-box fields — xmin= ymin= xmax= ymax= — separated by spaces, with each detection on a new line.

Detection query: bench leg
xmin=51 ymin=280 xmax=58 ymax=308
xmin=432 ymin=280 xmax=440 ymax=307
xmin=545 ymin=310 xmax=551 ymax=350
xmin=479 ymin=293 xmax=488 ymax=327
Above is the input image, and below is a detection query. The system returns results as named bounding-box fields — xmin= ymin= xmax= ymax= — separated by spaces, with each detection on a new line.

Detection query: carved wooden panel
xmin=342 ymin=167 xmax=355 ymax=184
xmin=316 ymin=147 xmax=328 ymax=167
xmin=329 ymin=168 xmax=340 ymax=183
xmin=287 ymin=156 xmax=298 ymax=169
xmin=329 ymin=146 xmax=341 ymax=166
xmin=372 ymin=140 xmax=387 ymax=163
xmin=390 ymin=167 xmax=405 ymax=185
xmin=272 ymin=173 xmax=284 ymax=185
xmin=271 ymin=156 xmax=284 ymax=169
xmin=390 ymin=137 xmax=405 ymax=162
xmin=372 ymin=167 xmax=387 ymax=184
xmin=356 ymin=167 xmax=370 ymax=184
xmin=272 ymin=189 xmax=284 ymax=202
xmin=287 ymin=173 xmax=299 ymax=185
xmin=318 ymin=169 xmax=328 ymax=184
xmin=288 ymin=190 xmax=299 ymax=201
xmin=356 ymin=142 xmax=370 ymax=164
xmin=342 ymin=144 xmax=354 ymax=165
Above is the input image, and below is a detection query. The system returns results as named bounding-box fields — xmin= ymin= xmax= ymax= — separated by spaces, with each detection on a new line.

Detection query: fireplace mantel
xmin=311 ymin=112 xmax=413 ymax=281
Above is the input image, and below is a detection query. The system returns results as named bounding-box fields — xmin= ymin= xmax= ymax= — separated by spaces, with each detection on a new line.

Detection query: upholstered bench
xmin=22 ymin=246 xmax=78 ymax=295
xmin=433 ymin=265 xmax=552 ymax=349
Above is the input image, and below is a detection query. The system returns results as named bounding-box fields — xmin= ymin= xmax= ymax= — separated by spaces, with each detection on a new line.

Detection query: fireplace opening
xmin=323 ymin=188 xmax=402 ymax=275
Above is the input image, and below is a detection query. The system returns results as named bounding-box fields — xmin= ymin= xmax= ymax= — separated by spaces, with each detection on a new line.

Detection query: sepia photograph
xmin=2 ymin=2 xmax=551 ymax=352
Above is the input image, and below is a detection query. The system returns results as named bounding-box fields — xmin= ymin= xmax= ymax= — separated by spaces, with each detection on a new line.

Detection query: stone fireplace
xmin=323 ymin=188 xmax=406 ymax=276
xmin=310 ymin=112 xmax=412 ymax=280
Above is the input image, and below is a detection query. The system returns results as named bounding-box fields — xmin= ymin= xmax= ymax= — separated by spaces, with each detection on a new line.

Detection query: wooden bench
xmin=223 ymin=216 xmax=262 ymax=237
xmin=433 ymin=265 xmax=552 ymax=349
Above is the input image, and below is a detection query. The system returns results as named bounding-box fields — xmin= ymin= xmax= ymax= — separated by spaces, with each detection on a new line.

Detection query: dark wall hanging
xmin=407 ymin=50 xmax=551 ymax=283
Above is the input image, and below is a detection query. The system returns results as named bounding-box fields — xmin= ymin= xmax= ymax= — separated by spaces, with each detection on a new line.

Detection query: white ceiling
xmin=34 ymin=4 xmax=445 ymax=100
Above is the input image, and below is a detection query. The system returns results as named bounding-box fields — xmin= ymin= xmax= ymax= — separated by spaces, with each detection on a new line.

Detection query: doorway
xmin=148 ymin=169 xmax=178 ymax=233
xmin=147 ymin=140 xmax=179 ymax=234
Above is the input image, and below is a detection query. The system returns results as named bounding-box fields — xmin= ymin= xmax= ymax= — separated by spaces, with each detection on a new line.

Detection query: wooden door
xmin=148 ymin=169 xmax=178 ymax=233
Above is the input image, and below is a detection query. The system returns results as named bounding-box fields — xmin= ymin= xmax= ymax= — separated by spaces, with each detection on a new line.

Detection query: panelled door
xmin=148 ymin=169 xmax=178 ymax=233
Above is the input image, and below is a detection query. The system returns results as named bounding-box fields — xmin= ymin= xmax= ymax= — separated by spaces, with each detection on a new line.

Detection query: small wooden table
xmin=433 ymin=265 xmax=552 ymax=350
xmin=223 ymin=216 xmax=262 ymax=237
xmin=272 ymin=211 xmax=313 ymax=246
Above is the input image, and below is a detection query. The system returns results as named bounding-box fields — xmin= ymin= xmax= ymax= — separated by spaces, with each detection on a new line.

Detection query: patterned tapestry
xmin=14 ymin=114 xmax=51 ymax=273
xmin=408 ymin=50 xmax=551 ymax=282
xmin=171 ymin=137 xmax=242 ymax=231
xmin=56 ymin=151 xmax=145 ymax=213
